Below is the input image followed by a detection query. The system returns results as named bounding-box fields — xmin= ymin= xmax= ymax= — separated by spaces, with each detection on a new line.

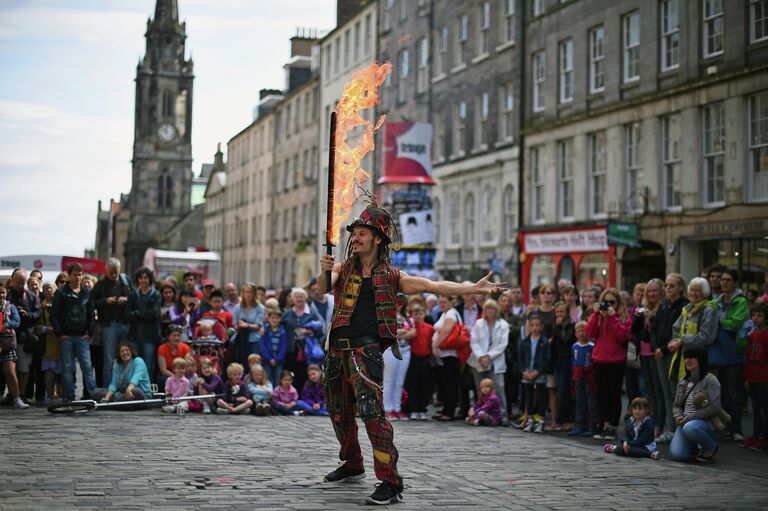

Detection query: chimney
xmin=337 ymin=0 xmax=369 ymax=27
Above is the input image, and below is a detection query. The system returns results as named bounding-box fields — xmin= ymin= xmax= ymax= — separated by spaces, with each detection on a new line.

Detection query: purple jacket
xmin=300 ymin=381 xmax=325 ymax=407
xmin=272 ymin=384 xmax=298 ymax=406
xmin=199 ymin=373 xmax=225 ymax=395
xmin=473 ymin=391 xmax=503 ymax=423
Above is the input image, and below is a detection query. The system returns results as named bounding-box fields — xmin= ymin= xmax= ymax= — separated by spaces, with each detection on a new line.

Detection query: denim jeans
xmin=296 ymin=399 xmax=328 ymax=415
xmin=668 ymin=419 xmax=719 ymax=462
xmin=265 ymin=364 xmax=282 ymax=388
xmin=140 ymin=341 xmax=157 ymax=384
xmin=60 ymin=336 xmax=96 ymax=401
xmin=655 ymin=355 xmax=676 ymax=433
xmin=101 ymin=322 xmax=128 ymax=385
xmin=574 ymin=377 xmax=598 ymax=430
xmin=383 ymin=344 xmax=411 ymax=413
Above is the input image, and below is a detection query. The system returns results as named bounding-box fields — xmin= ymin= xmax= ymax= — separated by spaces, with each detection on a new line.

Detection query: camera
xmin=599 ymin=301 xmax=612 ymax=311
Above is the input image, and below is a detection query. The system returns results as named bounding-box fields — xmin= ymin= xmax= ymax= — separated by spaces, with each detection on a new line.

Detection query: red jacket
xmin=745 ymin=329 xmax=768 ymax=384
xmin=585 ymin=311 xmax=631 ymax=365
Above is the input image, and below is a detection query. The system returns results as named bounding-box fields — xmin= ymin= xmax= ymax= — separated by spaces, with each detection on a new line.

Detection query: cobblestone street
xmin=1 ymin=405 xmax=766 ymax=510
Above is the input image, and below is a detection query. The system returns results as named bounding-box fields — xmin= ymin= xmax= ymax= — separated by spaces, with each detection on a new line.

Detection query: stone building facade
xmin=520 ymin=0 xmax=768 ymax=292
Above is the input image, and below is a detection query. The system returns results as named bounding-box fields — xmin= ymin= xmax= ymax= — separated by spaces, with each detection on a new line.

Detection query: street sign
xmin=607 ymin=222 xmax=640 ymax=247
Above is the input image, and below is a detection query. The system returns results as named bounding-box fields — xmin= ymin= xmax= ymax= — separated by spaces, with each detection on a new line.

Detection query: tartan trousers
xmin=324 ymin=344 xmax=399 ymax=485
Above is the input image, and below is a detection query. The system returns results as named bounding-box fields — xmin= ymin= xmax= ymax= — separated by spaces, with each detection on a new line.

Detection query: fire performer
xmin=318 ymin=201 xmax=504 ymax=505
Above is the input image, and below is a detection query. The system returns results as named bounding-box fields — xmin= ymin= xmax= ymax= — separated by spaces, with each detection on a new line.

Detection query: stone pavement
xmin=1 ymin=406 xmax=766 ymax=511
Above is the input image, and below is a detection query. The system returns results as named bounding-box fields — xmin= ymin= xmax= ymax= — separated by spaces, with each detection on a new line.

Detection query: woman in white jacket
xmin=469 ymin=299 xmax=510 ymax=417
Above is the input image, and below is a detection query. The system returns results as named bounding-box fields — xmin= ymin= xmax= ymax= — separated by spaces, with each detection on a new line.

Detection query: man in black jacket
xmin=6 ymin=268 xmax=42 ymax=404
xmin=51 ymin=263 xmax=96 ymax=401
xmin=91 ymin=258 xmax=131 ymax=386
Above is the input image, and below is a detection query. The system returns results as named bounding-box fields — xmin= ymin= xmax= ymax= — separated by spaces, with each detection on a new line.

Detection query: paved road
xmin=1 ymin=405 xmax=766 ymax=510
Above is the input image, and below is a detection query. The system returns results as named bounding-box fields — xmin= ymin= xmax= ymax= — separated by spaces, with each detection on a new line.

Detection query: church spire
xmin=154 ymin=0 xmax=178 ymax=24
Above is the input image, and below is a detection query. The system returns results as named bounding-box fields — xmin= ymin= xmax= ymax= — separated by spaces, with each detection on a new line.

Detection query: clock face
xmin=158 ymin=123 xmax=177 ymax=142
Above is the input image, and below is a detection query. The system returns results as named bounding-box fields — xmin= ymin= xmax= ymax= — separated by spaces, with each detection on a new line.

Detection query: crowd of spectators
xmin=2 ymin=259 xmax=767 ymax=462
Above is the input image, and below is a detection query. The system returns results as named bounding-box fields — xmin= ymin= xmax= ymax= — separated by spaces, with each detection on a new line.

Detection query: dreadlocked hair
xmin=340 ymin=187 xmax=399 ymax=272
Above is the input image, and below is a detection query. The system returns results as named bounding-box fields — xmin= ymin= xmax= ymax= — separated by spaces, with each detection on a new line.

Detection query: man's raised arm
xmin=399 ymin=271 xmax=505 ymax=296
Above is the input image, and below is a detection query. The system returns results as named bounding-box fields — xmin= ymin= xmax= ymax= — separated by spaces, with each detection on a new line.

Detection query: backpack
xmin=303 ymin=334 xmax=325 ymax=366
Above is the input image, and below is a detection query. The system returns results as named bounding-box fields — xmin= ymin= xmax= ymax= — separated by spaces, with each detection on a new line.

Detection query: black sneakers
xmin=324 ymin=465 xmax=366 ymax=483
xmin=365 ymin=478 xmax=403 ymax=505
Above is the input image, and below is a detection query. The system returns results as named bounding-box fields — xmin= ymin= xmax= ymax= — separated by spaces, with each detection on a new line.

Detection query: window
xmin=531 ymin=147 xmax=544 ymax=222
xmin=752 ymin=0 xmax=768 ymax=43
xmin=294 ymin=98 xmax=300 ymax=133
xmin=465 ymin=194 xmax=475 ymax=244
xmin=476 ymin=92 xmax=489 ymax=149
xmin=703 ymin=0 xmax=724 ymax=57
xmin=162 ymin=90 xmax=174 ymax=117
xmin=533 ymin=0 xmax=545 ymax=16
xmin=383 ymin=0 xmax=393 ymax=31
xmin=365 ymin=14 xmax=372 ymax=54
xmin=311 ymin=146 xmax=318 ymax=181
xmin=502 ymin=185 xmax=515 ymax=241
xmin=702 ymin=102 xmax=725 ymax=205
xmin=400 ymin=0 xmax=407 ymax=21
xmin=292 ymin=206 xmax=298 ymax=241
xmin=589 ymin=131 xmax=607 ymax=216
xmin=397 ymin=49 xmax=409 ymax=103
xmin=416 ymin=38 xmax=429 ymax=93
xmin=502 ymin=0 xmax=515 ymax=44
xmin=285 ymin=104 xmax=291 ymax=138
xmin=589 ymin=26 xmax=605 ymax=93
xmin=557 ymin=139 xmax=574 ymax=220
xmin=433 ymin=198 xmax=441 ymax=245
xmin=292 ymin=155 xmax=299 ymax=188
xmin=354 ymin=21 xmax=361 ymax=61
xmin=749 ymin=92 xmax=768 ymax=200
xmin=343 ymin=30 xmax=351 ymax=68
xmin=334 ymin=38 xmax=340 ymax=74
xmin=661 ymin=114 xmax=682 ymax=209
xmin=478 ymin=2 xmax=491 ymax=56
xmin=310 ymin=200 xmax=317 ymax=235
xmin=500 ymin=83 xmax=514 ymax=141
xmin=531 ymin=255 xmax=556 ymax=288
xmin=157 ymin=169 xmax=173 ymax=209
xmin=454 ymin=101 xmax=467 ymax=156
xmin=456 ymin=15 xmax=469 ymax=66
xmin=435 ymin=27 xmax=448 ymax=76
xmin=625 ymin=122 xmax=643 ymax=213
xmin=283 ymin=159 xmax=291 ymax=191
xmin=623 ymin=12 xmax=640 ymax=83
xmin=559 ymin=39 xmax=573 ymax=103
xmin=532 ymin=51 xmax=546 ymax=112
xmin=434 ymin=109 xmax=447 ymax=161
xmin=661 ymin=0 xmax=680 ymax=71
xmin=481 ymin=186 xmax=496 ymax=243
xmin=449 ymin=192 xmax=460 ymax=244
xmin=283 ymin=210 xmax=290 ymax=241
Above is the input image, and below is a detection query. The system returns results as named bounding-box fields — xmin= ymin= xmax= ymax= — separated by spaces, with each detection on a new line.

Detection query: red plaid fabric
xmin=324 ymin=346 xmax=399 ymax=485
xmin=331 ymin=263 xmax=402 ymax=341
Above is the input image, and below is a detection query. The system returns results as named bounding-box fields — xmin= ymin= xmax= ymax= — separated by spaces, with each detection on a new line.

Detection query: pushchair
xmin=188 ymin=339 xmax=227 ymax=376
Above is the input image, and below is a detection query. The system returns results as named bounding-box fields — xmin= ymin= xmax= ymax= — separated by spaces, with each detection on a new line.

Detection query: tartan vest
xmin=330 ymin=262 xmax=401 ymax=340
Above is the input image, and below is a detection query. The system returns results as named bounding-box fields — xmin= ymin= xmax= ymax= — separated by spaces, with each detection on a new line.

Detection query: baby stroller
xmin=188 ymin=338 xmax=227 ymax=376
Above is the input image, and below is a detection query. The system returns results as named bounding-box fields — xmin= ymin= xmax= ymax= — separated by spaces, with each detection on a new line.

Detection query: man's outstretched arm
xmin=400 ymin=271 xmax=506 ymax=296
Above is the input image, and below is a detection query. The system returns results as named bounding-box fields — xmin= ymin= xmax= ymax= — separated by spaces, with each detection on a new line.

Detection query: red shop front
xmin=519 ymin=225 xmax=616 ymax=299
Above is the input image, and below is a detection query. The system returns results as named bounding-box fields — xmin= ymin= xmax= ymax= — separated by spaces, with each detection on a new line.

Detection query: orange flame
xmin=330 ymin=62 xmax=392 ymax=244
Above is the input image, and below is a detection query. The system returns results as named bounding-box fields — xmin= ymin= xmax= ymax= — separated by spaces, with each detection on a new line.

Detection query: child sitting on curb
xmin=466 ymin=378 xmax=503 ymax=426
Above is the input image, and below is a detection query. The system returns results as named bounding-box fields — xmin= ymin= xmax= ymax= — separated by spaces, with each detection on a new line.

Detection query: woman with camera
xmin=585 ymin=288 xmax=632 ymax=440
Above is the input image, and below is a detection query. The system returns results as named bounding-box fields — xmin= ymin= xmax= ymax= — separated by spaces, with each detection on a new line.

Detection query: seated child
xmin=216 ymin=362 xmax=254 ymax=415
xmin=244 ymin=362 xmax=273 ymax=416
xmin=272 ymin=369 xmax=299 ymax=415
xmin=568 ymin=321 xmax=599 ymax=437
xmin=604 ymin=397 xmax=659 ymax=460
xmin=185 ymin=358 xmax=198 ymax=394
xmin=163 ymin=357 xmax=191 ymax=413
xmin=196 ymin=358 xmax=225 ymax=414
xmin=297 ymin=364 xmax=327 ymax=416
xmin=194 ymin=320 xmax=221 ymax=343
xmin=466 ymin=378 xmax=504 ymax=426
xmin=518 ymin=314 xmax=550 ymax=433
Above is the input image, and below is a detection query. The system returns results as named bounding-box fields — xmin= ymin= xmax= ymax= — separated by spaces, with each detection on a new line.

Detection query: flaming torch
xmin=324 ymin=62 xmax=392 ymax=291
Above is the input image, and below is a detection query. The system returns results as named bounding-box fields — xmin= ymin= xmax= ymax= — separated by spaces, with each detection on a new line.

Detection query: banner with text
xmin=379 ymin=122 xmax=435 ymax=184
xmin=523 ymin=228 xmax=608 ymax=254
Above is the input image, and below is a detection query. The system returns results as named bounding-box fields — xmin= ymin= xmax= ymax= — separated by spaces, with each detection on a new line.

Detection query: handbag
xmin=692 ymin=389 xmax=732 ymax=431
xmin=708 ymin=326 xmax=738 ymax=369
xmin=626 ymin=341 xmax=641 ymax=370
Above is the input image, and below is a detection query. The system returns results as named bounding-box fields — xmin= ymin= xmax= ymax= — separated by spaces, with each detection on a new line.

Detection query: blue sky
xmin=0 ymin=0 xmax=335 ymax=256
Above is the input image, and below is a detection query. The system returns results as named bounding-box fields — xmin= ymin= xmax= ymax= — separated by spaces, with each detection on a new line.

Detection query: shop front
xmin=519 ymin=225 xmax=616 ymax=299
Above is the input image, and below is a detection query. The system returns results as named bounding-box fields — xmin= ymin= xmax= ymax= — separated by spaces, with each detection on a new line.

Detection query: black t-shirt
xmin=331 ymin=277 xmax=379 ymax=340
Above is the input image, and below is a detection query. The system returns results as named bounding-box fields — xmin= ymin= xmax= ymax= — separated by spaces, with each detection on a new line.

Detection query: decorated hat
xmin=346 ymin=205 xmax=393 ymax=244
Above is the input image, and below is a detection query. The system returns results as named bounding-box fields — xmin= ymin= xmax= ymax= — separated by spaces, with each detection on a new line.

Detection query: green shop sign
xmin=607 ymin=222 xmax=640 ymax=247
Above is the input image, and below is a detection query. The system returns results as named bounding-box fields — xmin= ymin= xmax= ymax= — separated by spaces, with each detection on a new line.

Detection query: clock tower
xmin=125 ymin=0 xmax=194 ymax=271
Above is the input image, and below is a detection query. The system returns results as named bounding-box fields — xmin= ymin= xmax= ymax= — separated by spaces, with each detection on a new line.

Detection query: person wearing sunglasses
xmin=585 ymin=287 xmax=632 ymax=440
